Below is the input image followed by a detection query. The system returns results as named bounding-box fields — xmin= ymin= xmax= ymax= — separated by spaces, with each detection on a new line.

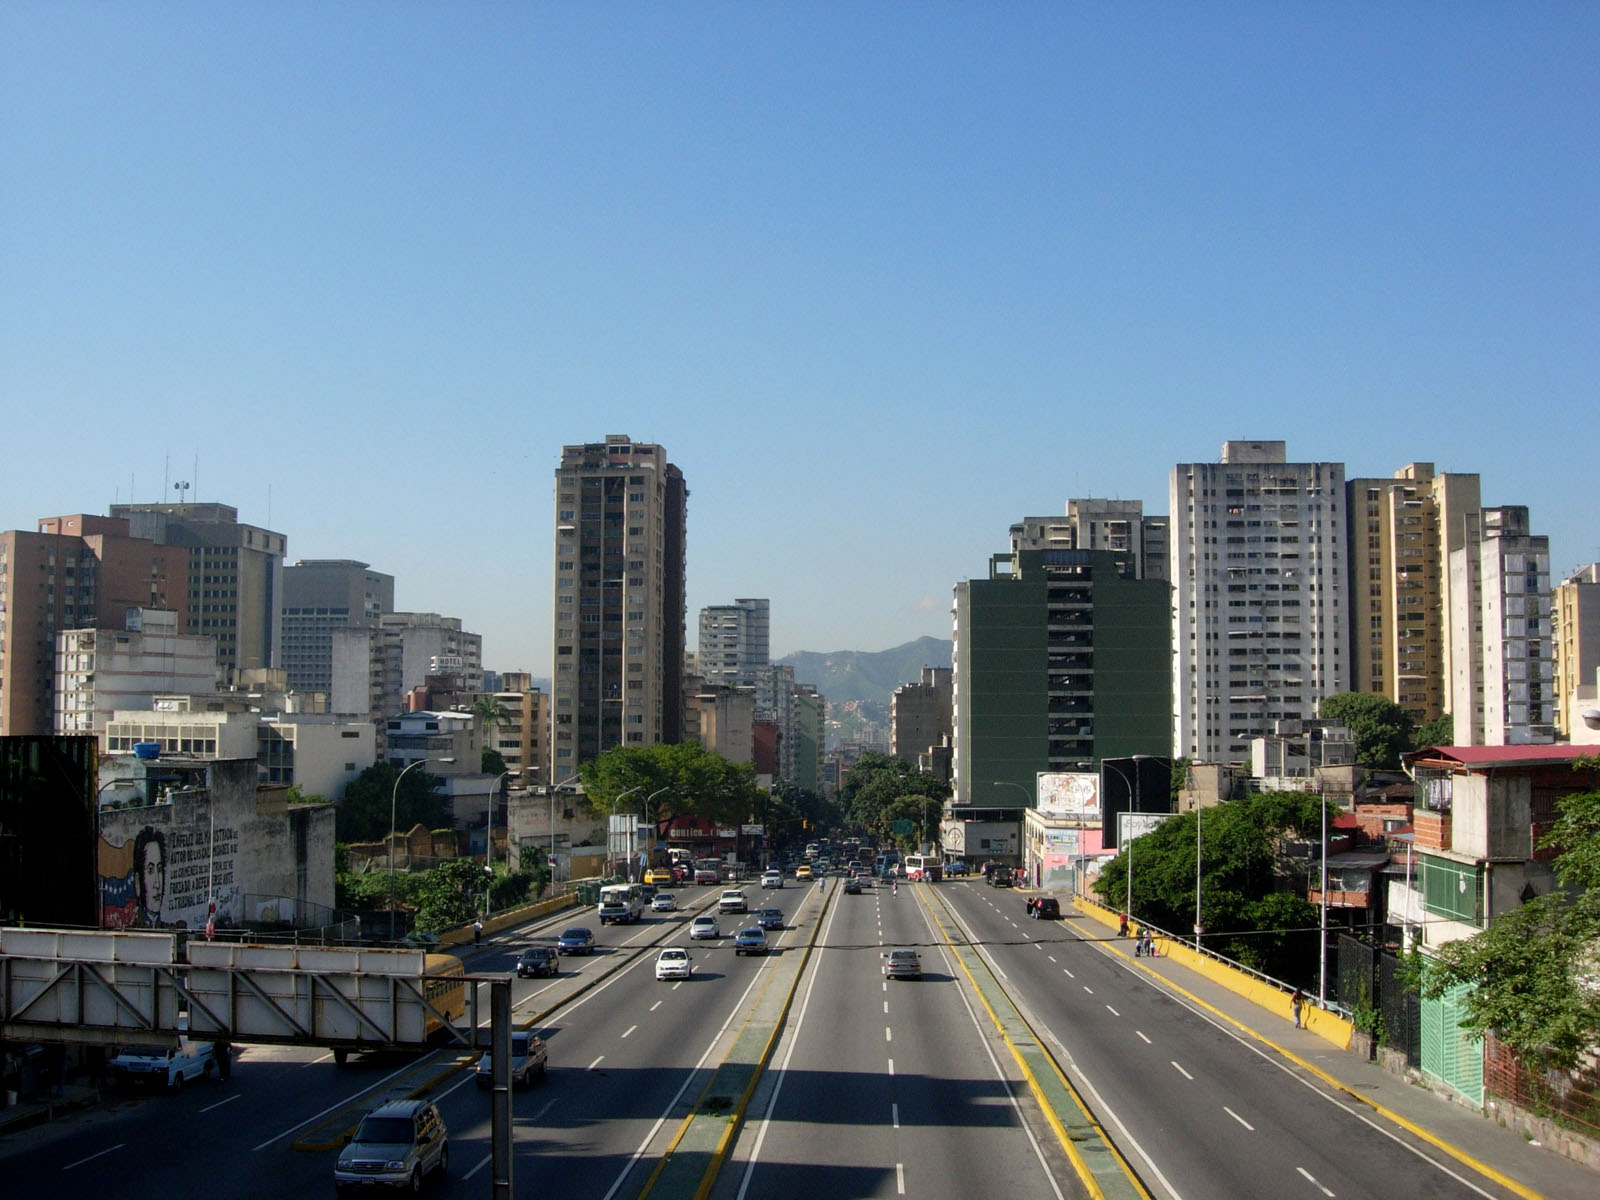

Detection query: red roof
xmin=1407 ymin=744 xmax=1598 ymax=770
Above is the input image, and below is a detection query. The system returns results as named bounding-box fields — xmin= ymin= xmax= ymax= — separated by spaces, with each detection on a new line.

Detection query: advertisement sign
xmin=1120 ymin=811 xmax=1177 ymax=843
xmin=1043 ymin=828 xmax=1079 ymax=851
xmin=1036 ymin=772 xmax=1100 ymax=820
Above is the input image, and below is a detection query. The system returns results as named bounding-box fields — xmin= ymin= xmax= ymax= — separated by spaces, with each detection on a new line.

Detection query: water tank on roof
xmin=133 ymin=741 xmax=162 ymax=760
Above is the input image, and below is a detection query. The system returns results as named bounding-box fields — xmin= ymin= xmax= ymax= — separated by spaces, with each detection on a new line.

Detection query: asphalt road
xmin=716 ymin=877 xmax=1083 ymax=1200
xmin=935 ymin=880 xmax=1530 ymax=1200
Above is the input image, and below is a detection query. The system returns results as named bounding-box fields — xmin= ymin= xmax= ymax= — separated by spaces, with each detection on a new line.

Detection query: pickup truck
xmin=718 ymin=889 xmax=749 ymax=914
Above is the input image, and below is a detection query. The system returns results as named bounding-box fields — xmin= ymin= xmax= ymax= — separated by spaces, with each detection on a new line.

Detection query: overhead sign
xmin=891 ymin=819 xmax=914 ymax=836
xmin=1036 ymin=772 xmax=1100 ymax=820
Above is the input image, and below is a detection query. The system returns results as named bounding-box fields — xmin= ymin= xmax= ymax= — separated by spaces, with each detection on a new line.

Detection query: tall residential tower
xmin=551 ymin=436 xmax=688 ymax=780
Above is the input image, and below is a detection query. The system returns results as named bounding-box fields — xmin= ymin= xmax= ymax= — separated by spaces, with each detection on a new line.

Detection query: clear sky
xmin=4 ymin=3 xmax=1596 ymax=680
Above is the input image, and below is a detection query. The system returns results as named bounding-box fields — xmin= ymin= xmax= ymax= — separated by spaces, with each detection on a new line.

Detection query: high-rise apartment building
xmin=1 ymin=516 xmax=187 ymax=736
xmin=698 ymin=599 xmax=770 ymax=695
xmin=551 ymin=436 xmax=688 ymax=780
xmin=1170 ymin=441 xmax=1348 ymax=764
xmin=1010 ymin=499 xmax=1169 ymax=582
xmin=1554 ymin=563 xmax=1600 ymax=738
xmin=479 ymin=671 xmax=549 ymax=787
xmin=792 ymin=687 xmax=825 ymax=793
xmin=1449 ymin=506 xmax=1553 ymax=745
xmin=891 ymin=666 xmax=952 ymax=764
xmin=952 ymin=548 xmax=1171 ymax=806
xmin=281 ymin=560 xmax=394 ymax=696
xmin=1345 ymin=464 xmax=1481 ymax=729
xmin=376 ymin=612 xmax=483 ymax=720
xmin=760 ymin=663 xmax=798 ymax=780
xmin=109 ymin=502 xmax=287 ymax=676
xmin=55 ymin=608 xmax=218 ymax=736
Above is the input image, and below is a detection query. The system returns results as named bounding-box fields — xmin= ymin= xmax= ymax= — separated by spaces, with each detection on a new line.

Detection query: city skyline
xmin=4 ymin=5 xmax=1596 ymax=679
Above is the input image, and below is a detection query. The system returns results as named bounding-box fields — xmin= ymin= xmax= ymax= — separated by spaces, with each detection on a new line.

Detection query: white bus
xmin=903 ymin=855 xmax=943 ymax=882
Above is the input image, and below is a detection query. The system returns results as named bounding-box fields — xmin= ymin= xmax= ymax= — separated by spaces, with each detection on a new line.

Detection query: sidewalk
xmin=1073 ymin=898 xmax=1599 ymax=1200
xmin=0 ymin=1083 xmax=100 ymax=1135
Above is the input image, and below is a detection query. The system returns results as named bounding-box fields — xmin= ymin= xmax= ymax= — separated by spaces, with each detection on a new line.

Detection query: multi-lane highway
xmin=0 ymin=873 xmax=1576 ymax=1200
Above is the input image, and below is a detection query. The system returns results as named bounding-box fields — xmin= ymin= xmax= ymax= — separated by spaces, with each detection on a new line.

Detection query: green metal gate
xmin=1420 ymin=979 xmax=1484 ymax=1105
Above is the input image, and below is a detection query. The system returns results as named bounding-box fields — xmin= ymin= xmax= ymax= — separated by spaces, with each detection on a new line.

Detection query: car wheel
xmin=538 ymin=1060 xmax=548 ymax=1079
xmin=170 ymin=1071 xmax=185 ymax=1092
xmin=438 ymin=1142 xmax=449 ymax=1175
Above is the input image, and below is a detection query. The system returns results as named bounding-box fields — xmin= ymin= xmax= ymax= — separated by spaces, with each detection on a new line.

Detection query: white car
xmin=760 ymin=871 xmax=783 ymax=889
xmin=718 ymin=889 xmax=749 ymax=914
xmin=655 ymin=947 xmax=693 ymax=980
xmin=690 ymin=914 xmax=721 ymax=939
xmin=651 ymin=892 xmax=678 ymax=912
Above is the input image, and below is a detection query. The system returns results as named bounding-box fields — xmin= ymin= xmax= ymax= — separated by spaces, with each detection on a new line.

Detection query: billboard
xmin=1036 ymin=772 xmax=1100 ymax=820
xmin=1120 ymin=811 xmax=1178 ymax=843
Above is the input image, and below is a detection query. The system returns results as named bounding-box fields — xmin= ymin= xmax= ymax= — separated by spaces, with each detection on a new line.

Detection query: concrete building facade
xmin=377 ymin=612 xmax=483 ymax=722
xmin=551 ymin=435 xmax=688 ymax=780
xmin=952 ymin=547 xmax=1171 ymax=808
xmin=891 ymin=666 xmax=952 ymax=764
xmin=1552 ymin=562 xmax=1600 ymax=739
xmin=1 ymin=516 xmax=187 ymax=737
xmin=1449 ymin=506 xmax=1554 ymax=746
xmin=791 ymin=687 xmax=825 ymax=794
xmin=109 ymin=502 xmax=286 ymax=677
xmin=1010 ymin=498 xmax=1169 ymax=582
xmin=1170 ymin=441 xmax=1348 ymax=764
xmin=698 ymin=598 xmax=770 ymax=697
xmin=54 ymin=608 xmax=218 ymax=736
xmin=281 ymin=559 xmax=394 ymax=695
xmin=1345 ymin=464 xmax=1481 ymax=729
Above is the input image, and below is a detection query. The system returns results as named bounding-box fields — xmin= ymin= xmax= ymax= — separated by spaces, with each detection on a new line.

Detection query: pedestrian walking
xmin=1118 ymin=912 xmax=1129 ymax=938
xmin=1291 ymin=987 xmax=1305 ymax=1028
xmin=473 ymin=918 xmax=484 ymax=947
xmin=213 ymin=1040 xmax=232 ymax=1082
xmin=1142 ymin=928 xmax=1154 ymax=957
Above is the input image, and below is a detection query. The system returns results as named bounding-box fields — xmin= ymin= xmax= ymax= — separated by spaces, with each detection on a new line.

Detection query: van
xmin=107 ymin=1037 xmax=219 ymax=1091
xmin=597 ymin=884 xmax=644 ymax=924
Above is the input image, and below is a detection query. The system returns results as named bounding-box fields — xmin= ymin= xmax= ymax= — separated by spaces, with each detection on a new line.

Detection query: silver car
xmin=474 ymin=1030 xmax=548 ymax=1089
xmin=334 ymin=1099 xmax=449 ymax=1194
xmin=883 ymin=948 xmax=923 ymax=980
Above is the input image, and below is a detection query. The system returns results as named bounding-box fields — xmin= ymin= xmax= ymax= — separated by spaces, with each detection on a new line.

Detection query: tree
xmin=839 ymin=753 xmax=950 ymax=844
xmin=336 ymin=763 xmax=450 ymax=843
xmin=482 ymin=747 xmax=509 ymax=776
xmin=1424 ymin=786 xmax=1600 ymax=1071
xmin=1094 ymin=790 xmax=1325 ymax=980
xmin=1414 ymin=712 xmax=1454 ymax=750
xmin=1319 ymin=692 xmax=1415 ymax=768
xmin=410 ymin=859 xmax=492 ymax=933
xmin=579 ymin=742 xmax=763 ymax=841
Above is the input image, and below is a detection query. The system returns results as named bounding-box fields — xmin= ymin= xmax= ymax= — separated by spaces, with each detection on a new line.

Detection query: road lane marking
xmin=200 ymin=1094 xmax=240 ymax=1113
xmin=650 ymin=1000 xmax=662 ymax=1011
xmin=1298 ymin=1166 xmax=1335 ymax=1196
xmin=1082 ymin=986 xmax=1093 ymax=995
xmin=621 ymin=1025 xmax=637 ymax=1039
xmin=1171 ymin=1061 xmax=1193 ymax=1080
xmin=897 ymin=1162 xmax=906 ymax=1195
xmin=885 ymin=1026 xmax=892 ymax=1042
xmin=64 ymin=1144 xmax=123 ymax=1170
xmin=1048 ymin=955 xmax=1057 ymax=963
xmin=892 ymin=1102 xmax=899 ymax=1128
xmin=301 ymin=1053 xmax=333 ymax=1067
xmin=1063 ymin=968 xmax=1075 ymax=978
xmin=1136 ymin=1031 xmax=1151 ymax=1044
xmin=1224 ymin=1106 xmax=1255 ymax=1131
xmin=1105 ymin=1006 xmax=1120 ymax=1017
xmin=888 ymin=1057 xmax=895 ymax=1075
xmin=883 ymin=1001 xmax=889 ymax=1014
xmin=465 ymin=1154 xmax=491 ymax=1180
xmin=588 ymin=1055 xmax=606 ymax=1070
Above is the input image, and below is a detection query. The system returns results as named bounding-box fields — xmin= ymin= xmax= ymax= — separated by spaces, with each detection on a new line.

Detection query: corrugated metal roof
xmin=1406 ymin=744 xmax=1595 ymax=770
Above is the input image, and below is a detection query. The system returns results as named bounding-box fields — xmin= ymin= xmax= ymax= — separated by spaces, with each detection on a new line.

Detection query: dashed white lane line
xmin=891 ymin=1102 xmax=900 ymax=1129
xmin=1082 ymin=986 xmax=1094 ymax=995
xmin=650 ymin=1000 xmax=662 ymax=1011
xmin=64 ymin=1145 xmax=124 ymax=1171
xmin=1224 ymin=1106 xmax=1255 ymax=1131
xmin=1063 ymin=968 xmax=1075 ymax=978
xmin=1136 ymin=1031 xmax=1152 ymax=1044
xmin=588 ymin=1055 xmax=605 ymax=1070
xmin=1048 ymin=955 xmax=1057 ymax=963
xmin=1297 ymin=1166 xmax=1335 ymax=1196
xmin=621 ymin=1025 xmax=638 ymax=1039
xmin=883 ymin=1001 xmax=889 ymax=1014
xmin=200 ymin=1094 xmax=240 ymax=1113
xmin=888 ymin=1057 xmax=895 ymax=1076
xmin=1105 ymin=1005 xmax=1120 ymax=1017
xmin=1171 ymin=1061 xmax=1194 ymax=1080
xmin=885 ymin=1026 xmax=893 ymax=1043
xmin=896 ymin=1162 xmax=906 ymax=1195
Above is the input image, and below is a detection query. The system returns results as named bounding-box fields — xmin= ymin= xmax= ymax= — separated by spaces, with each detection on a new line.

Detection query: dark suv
xmin=988 ymin=866 xmax=1015 ymax=887
xmin=516 ymin=946 xmax=559 ymax=978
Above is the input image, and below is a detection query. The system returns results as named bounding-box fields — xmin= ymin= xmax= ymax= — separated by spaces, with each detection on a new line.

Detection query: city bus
xmin=903 ymin=855 xmax=943 ymax=882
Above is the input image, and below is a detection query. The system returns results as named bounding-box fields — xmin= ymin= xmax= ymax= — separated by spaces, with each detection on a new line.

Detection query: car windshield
xmin=561 ymin=929 xmax=587 ymax=938
xmin=355 ymin=1117 xmax=413 ymax=1144
xmin=510 ymin=1034 xmax=532 ymax=1054
xmin=661 ymin=949 xmax=686 ymax=959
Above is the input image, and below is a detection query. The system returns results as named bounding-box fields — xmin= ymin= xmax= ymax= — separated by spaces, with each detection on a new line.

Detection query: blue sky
xmin=4 ymin=3 xmax=1596 ymax=679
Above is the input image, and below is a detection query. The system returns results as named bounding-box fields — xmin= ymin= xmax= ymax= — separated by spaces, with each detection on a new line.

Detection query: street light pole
xmin=485 ymin=770 xmax=510 ymax=918
xmin=1195 ymin=801 xmax=1204 ymax=951
xmin=390 ymin=756 xmax=454 ymax=939
xmin=991 ymin=779 xmax=1033 ymax=884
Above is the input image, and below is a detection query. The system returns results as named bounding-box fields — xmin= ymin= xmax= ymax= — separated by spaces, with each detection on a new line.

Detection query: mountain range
xmin=779 ymin=635 xmax=953 ymax=713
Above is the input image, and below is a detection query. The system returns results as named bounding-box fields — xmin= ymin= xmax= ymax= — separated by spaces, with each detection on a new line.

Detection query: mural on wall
xmin=99 ymin=820 xmax=241 ymax=930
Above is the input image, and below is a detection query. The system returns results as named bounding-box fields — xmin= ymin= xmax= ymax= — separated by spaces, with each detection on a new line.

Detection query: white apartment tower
xmin=1010 ymin=499 xmax=1169 ymax=582
xmin=1170 ymin=441 xmax=1348 ymax=763
xmin=1449 ymin=506 xmax=1554 ymax=746
xmin=552 ymin=436 xmax=688 ymax=781
xmin=698 ymin=599 xmax=771 ymax=699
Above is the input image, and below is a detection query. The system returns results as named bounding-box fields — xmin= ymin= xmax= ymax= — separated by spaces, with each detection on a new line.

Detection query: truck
xmin=598 ymin=883 xmax=645 ymax=924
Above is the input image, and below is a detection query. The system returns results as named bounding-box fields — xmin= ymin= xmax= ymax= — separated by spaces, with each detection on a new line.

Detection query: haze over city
xmin=4 ymin=4 xmax=1596 ymax=678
